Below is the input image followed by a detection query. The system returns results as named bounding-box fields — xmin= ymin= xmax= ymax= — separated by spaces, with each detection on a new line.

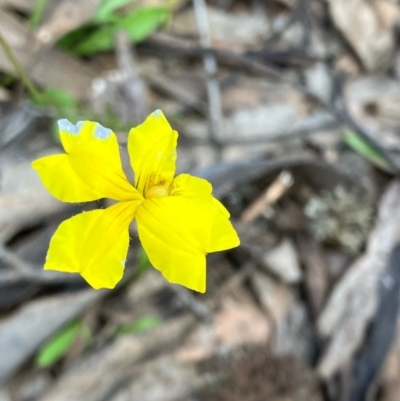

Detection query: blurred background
xmin=1 ymin=0 xmax=400 ymax=400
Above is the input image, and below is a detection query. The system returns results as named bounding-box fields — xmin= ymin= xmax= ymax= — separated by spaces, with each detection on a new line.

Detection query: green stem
xmin=0 ymin=33 xmax=42 ymax=102
xmin=30 ymin=0 xmax=49 ymax=28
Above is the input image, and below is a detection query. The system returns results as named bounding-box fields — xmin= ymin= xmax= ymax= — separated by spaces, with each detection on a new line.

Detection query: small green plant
xmin=94 ymin=0 xmax=139 ymax=23
xmin=36 ymin=320 xmax=91 ymax=368
xmin=114 ymin=315 xmax=162 ymax=336
xmin=0 ymin=1 xmax=168 ymax=136
xmin=58 ymin=0 xmax=170 ymax=56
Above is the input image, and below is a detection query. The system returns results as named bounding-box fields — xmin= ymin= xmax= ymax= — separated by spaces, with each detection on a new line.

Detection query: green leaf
xmin=115 ymin=316 xmax=162 ymax=336
xmin=116 ymin=6 xmax=169 ymax=42
xmin=75 ymin=6 xmax=169 ymax=55
xmin=344 ymin=130 xmax=393 ymax=172
xmin=36 ymin=321 xmax=91 ymax=368
xmin=95 ymin=0 xmax=138 ymax=23
xmin=74 ymin=25 xmax=117 ymax=55
xmin=57 ymin=24 xmax=98 ymax=51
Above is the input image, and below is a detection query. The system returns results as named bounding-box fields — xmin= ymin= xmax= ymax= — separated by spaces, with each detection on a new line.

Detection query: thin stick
xmin=192 ymin=0 xmax=223 ymax=149
xmin=241 ymin=171 xmax=294 ymax=224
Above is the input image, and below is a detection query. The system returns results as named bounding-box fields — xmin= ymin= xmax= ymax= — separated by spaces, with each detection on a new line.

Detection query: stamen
xmin=146 ymin=184 xmax=170 ymax=198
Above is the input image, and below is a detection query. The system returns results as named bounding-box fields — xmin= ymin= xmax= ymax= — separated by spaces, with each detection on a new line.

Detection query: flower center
xmin=145 ymin=184 xmax=170 ymax=198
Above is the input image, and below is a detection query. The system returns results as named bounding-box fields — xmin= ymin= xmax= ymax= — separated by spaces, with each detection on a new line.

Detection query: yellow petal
xmin=170 ymin=174 xmax=212 ymax=199
xmin=32 ymin=119 xmax=140 ymax=203
xmin=136 ymin=196 xmax=240 ymax=293
xmin=208 ymin=204 xmax=240 ymax=253
xmin=44 ymin=201 xmax=139 ymax=289
xmin=170 ymin=174 xmax=239 ymax=251
xmin=128 ymin=110 xmax=177 ymax=196
xmin=171 ymin=174 xmax=229 ymax=215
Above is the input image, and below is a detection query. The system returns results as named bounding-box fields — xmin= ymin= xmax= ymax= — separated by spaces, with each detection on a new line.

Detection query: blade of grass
xmin=30 ymin=0 xmax=50 ymax=28
xmin=344 ymin=130 xmax=393 ymax=172
xmin=0 ymin=33 xmax=42 ymax=102
xmin=114 ymin=316 xmax=162 ymax=336
xmin=36 ymin=320 xmax=91 ymax=368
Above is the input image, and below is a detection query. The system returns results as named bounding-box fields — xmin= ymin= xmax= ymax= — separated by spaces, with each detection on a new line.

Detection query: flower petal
xmin=170 ymin=174 xmax=239 ymax=252
xmin=170 ymin=174 xmax=212 ymax=199
xmin=136 ymin=196 xmax=240 ymax=293
xmin=208 ymin=204 xmax=240 ymax=253
xmin=32 ymin=120 xmax=140 ymax=203
xmin=44 ymin=201 xmax=139 ymax=289
xmin=128 ymin=110 xmax=177 ymax=196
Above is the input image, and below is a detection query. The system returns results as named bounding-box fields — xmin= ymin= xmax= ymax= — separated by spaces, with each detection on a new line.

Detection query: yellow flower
xmin=32 ymin=110 xmax=240 ymax=293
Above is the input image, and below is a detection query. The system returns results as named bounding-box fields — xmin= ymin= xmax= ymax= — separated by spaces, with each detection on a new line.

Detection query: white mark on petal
xmin=152 ymin=109 xmax=162 ymax=118
xmin=58 ymin=119 xmax=81 ymax=135
xmin=94 ymin=123 xmax=112 ymax=140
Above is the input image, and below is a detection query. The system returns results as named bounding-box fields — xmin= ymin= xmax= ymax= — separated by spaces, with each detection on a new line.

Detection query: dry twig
xmin=241 ymin=171 xmax=293 ymax=223
xmin=192 ymin=0 xmax=223 ymax=148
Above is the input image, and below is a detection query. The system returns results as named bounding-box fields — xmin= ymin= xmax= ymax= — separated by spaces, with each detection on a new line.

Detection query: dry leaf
xmin=0 ymin=290 xmax=102 ymax=385
xmin=250 ymin=271 xmax=293 ymax=323
xmin=214 ymin=303 xmax=270 ymax=347
xmin=0 ymin=10 xmax=97 ymax=100
xmin=0 ymin=156 xmax=65 ymax=243
xmin=39 ymin=316 xmax=194 ymax=401
xmin=317 ymin=180 xmax=400 ymax=378
xmin=171 ymin=6 xmax=271 ymax=50
xmin=263 ymin=238 xmax=302 ymax=284
xmin=326 ymin=0 xmax=400 ymax=71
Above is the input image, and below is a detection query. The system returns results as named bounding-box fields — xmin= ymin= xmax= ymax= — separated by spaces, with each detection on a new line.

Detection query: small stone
xmin=304 ymin=62 xmax=333 ymax=103
xmin=0 ymin=388 xmax=11 ymax=401
xmin=263 ymin=238 xmax=302 ymax=284
xmin=251 ymin=271 xmax=293 ymax=323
